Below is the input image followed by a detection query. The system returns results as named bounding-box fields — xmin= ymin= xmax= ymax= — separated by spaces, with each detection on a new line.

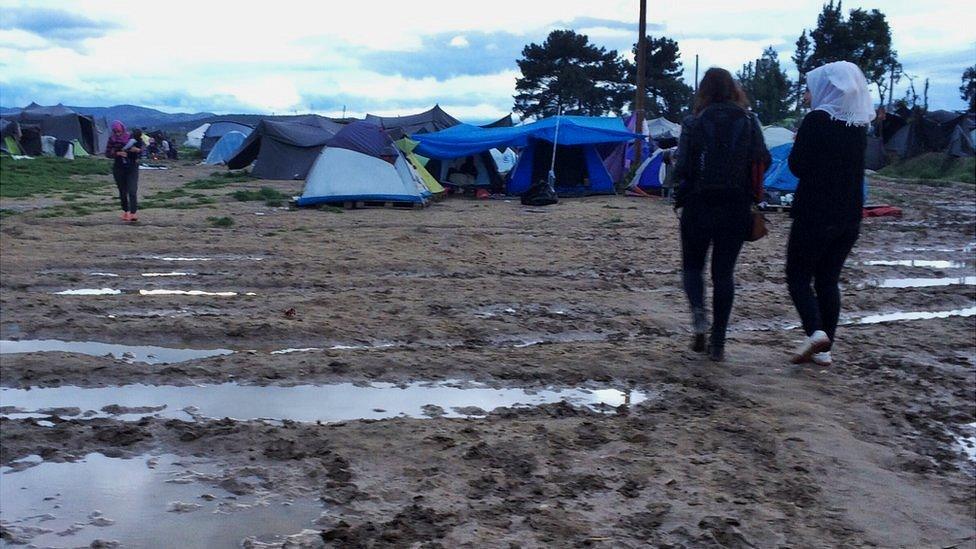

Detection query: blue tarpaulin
xmin=412 ymin=116 xmax=642 ymax=159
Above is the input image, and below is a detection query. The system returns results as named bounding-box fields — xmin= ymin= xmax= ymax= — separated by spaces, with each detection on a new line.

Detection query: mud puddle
xmin=860 ymin=276 xmax=976 ymax=288
xmin=136 ymin=254 xmax=267 ymax=262
xmin=0 ymin=339 xmax=233 ymax=364
xmin=0 ymin=382 xmax=650 ymax=422
xmin=860 ymin=259 xmax=968 ymax=269
xmin=51 ymin=288 xmax=255 ymax=297
xmin=53 ymin=288 xmax=122 ymax=295
xmin=0 ymin=453 xmax=322 ymax=548
xmin=849 ymin=306 xmax=976 ymax=325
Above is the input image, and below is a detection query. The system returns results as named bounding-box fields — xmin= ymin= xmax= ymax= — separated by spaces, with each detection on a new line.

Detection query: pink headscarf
xmin=107 ymin=120 xmax=129 ymax=150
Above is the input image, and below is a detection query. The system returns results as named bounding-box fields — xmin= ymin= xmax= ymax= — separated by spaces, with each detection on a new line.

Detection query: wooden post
xmin=634 ymin=0 xmax=647 ymax=166
xmin=694 ymin=54 xmax=699 ymax=93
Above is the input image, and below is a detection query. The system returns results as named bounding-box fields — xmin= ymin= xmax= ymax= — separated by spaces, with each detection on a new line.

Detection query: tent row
xmin=882 ymin=108 xmax=974 ymax=160
xmin=1 ymin=103 xmax=108 ymax=157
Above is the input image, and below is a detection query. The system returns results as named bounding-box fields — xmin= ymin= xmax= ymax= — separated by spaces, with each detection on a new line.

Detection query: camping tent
xmin=204 ymin=131 xmax=248 ymax=165
xmin=1 ymin=119 xmax=22 ymax=154
xmin=14 ymin=103 xmax=98 ymax=154
xmin=628 ymin=148 xmax=668 ymax=191
xmin=200 ymin=121 xmax=253 ymax=156
xmin=647 ymin=117 xmax=681 ymax=146
xmin=946 ymin=125 xmax=975 ymax=157
xmin=412 ymin=115 xmax=641 ymax=196
xmin=395 ymin=138 xmax=445 ymax=195
xmin=296 ymin=121 xmax=430 ymax=206
xmin=365 ymin=105 xmax=461 ymax=139
xmin=481 ymin=114 xmax=514 ymax=128
xmin=226 ymin=116 xmax=343 ymax=179
xmin=762 ymin=126 xmax=794 ymax=149
xmin=184 ymin=123 xmax=210 ymax=149
xmin=764 ymin=142 xmax=867 ymax=204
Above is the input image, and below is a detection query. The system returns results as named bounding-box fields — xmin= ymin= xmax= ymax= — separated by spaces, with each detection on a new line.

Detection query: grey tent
xmin=946 ymin=125 xmax=975 ymax=157
xmin=365 ymin=105 xmax=460 ymax=139
xmin=481 ymin=114 xmax=514 ymax=128
xmin=864 ymin=136 xmax=888 ymax=170
xmin=885 ymin=124 xmax=926 ymax=159
xmin=226 ymin=116 xmax=343 ymax=180
xmin=14 ymin=103 xmax=99 ymax=154
xmin=200 ymin=121 xmax=253 ymax=156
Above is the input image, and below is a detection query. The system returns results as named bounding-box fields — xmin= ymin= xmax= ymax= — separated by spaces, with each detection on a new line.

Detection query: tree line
xmin=514 ymin=1 xmax=976 ymax=125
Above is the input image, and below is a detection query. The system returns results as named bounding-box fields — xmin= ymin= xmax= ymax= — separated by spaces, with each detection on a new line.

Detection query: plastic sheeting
xmin=413 ymin=116 xmax=641 ymax=160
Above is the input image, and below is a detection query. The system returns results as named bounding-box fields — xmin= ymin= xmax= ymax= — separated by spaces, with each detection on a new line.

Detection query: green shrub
xmin=207 ymin=216 xmax=234 ymax=228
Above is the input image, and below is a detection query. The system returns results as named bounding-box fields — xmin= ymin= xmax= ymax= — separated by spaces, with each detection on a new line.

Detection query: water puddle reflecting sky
xmin=0 ymin=453 xmax=322 ymax=548
xmin=0 ymin=382 xmax=649 ymax=423
xmin=0 ymin=339 xmax=233 ymax=365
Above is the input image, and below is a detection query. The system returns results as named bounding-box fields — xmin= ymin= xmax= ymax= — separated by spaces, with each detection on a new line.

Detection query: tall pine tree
xmin=738 ymin=47 xmax=793 ymax=124
xmin=626 ymin=36 xmax=693 ymax=120
xmin=792 ymin=30 xmax=811 ymax=110
xmin=514 ymin=30 xmax=630 ymax=119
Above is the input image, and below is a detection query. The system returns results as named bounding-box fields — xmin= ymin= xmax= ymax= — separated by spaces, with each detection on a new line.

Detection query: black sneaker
xmin=691 ymin=333 xmax=706 ymax=352
xmin=707 ymin=337 xmax=725 ymax=362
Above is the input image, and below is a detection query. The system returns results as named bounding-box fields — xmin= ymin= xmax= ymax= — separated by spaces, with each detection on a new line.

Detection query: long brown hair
xmin=693 ymin=67 xmax=749 ymax=115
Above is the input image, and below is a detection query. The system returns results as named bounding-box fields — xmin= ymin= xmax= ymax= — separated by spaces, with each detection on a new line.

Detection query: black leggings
xmin=113 ymin=163 xmax=139 ymax=213
xmin=680 ymin=205 xmax=748 ymax=345
xmin=786 ymin=219 xmax=860 ymax=344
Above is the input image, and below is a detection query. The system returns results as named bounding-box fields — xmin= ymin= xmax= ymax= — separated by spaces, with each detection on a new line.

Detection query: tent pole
xmin=547 ymin=106 xmax=562 ymax=191
xmin=633 ymin=0 xmax=647 ymax=166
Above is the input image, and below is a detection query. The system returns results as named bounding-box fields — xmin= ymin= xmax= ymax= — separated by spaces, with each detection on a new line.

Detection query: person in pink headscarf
xmin=104 ymin=120 xmax=141 ymax=222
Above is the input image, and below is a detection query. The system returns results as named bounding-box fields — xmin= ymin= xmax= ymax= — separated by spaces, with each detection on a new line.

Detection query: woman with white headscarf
xmin=786 ymin=61 xmax=875 ymax=366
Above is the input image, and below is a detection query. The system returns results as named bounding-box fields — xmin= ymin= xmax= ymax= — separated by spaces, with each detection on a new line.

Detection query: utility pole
xmin=887 ymin=63 xmax=895 ymax=110
xmin=694 ymin=54 xmax=699 ymax=93
xmin=634 ymin=0 xmax=647 ymax=166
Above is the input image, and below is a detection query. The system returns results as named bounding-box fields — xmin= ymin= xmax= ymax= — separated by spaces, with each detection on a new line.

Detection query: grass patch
xmin=207 ymin=216 xmax=234 ymax=228
xmin=0 ymin=156 xmax=112 ymax=198
xmin=232 ymin=187 xmax=287 ymax=206
xmin=878 ymin=153 xmax=975 ymax=185
xmin=185 ymin=170 xmax=253 ymax=189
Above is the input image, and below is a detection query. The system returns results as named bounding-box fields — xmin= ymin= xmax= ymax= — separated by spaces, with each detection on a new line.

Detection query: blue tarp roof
xmin=412 ymin=115 xmax=642 ymax=159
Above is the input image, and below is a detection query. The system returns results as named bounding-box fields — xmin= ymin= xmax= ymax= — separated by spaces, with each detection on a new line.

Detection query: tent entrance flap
xmin=532 ymin=142 xmax=587 ymax=192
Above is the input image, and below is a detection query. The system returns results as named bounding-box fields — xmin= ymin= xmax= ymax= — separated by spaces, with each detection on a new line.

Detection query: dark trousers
xmin=680 ymin=205 xmax=748 ymax=346
xmin=113 ymin=164 xmax=139 ymax=213
xmin=786 ymin=219 xmax=860 ymax=344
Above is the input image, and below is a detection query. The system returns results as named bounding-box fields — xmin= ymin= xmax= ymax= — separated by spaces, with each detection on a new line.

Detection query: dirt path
xmin=1 ymin=163 xmax=974 ymax=547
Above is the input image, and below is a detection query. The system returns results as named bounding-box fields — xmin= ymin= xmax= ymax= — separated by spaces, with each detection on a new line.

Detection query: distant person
xmin=673 ymin=67 xmax=770 ymax=361
xmin=448 ymin=156 xmax=478 ymax=187
xmin=786 ymin=61 xmax=874 ymax=366
xmin=105 ymin=121 xmax=139 ymax=222
xmin=117 ymin=128 xmax=143 ymax=222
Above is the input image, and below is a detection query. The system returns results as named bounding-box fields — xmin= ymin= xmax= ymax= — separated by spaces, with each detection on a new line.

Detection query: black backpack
xmin=692 ymin=106 xmax=754 ymax=195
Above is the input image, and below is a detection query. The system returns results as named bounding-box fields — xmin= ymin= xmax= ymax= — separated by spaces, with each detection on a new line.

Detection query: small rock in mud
xmin=37 ymin=407 xmax=81 ymax=416
xmin=100 ymin=404 xmax=167 ymax=415
xmin=167 ymin=501 xmax=203 ymax=513
xmin=421 ymin=404 xmax=446 ymax=417
xmin=452 ymin=406 xmax=487 ymax=416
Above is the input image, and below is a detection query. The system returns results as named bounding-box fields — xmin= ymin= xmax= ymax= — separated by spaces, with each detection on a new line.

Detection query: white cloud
xmin=0 ymin=0 xmax=972 ymax=112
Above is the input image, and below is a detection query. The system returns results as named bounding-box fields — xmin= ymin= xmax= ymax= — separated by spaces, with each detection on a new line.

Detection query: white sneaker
xmin=811 ymin=351 xmax=832 ymax=366
xmin=792 ymin=330 xmax=831 ymax=364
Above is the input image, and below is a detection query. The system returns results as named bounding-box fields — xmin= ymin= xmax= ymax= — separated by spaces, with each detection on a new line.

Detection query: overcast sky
xmin=0 ymin=0 xmax=972 ymax=121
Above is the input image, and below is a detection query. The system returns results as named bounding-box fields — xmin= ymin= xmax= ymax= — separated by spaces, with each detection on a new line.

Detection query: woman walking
xmin=673 ymin=68 xmax=769 ymax=361
xmin=787 ymin=61 xmax=874 ymax=366
xmin=104 ymin=121 xmax=141 ymax=222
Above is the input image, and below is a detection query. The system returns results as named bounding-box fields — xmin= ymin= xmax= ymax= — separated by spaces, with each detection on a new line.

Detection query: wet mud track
xmin=1 ymin=165 xmax=974 ymax=547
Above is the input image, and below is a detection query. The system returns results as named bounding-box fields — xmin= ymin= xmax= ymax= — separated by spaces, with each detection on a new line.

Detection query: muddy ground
xmin=1 ymin=161 xmax=974 ymax=548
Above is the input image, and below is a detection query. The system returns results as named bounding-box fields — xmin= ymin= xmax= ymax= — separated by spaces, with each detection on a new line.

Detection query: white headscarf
xmin=806 ymin=61 xmax=876 ymax=127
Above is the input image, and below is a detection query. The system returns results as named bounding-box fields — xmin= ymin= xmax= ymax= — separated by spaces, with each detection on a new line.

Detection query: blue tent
xmin=413 ymin=116 xmax=640 ymax=196
xmin=764 ymin=142 xmax=868 ymax=201
xmin=628 ymin=149 xmax=667 ymax=191
xmin=204 ymin=131 xmax=247 ymax=165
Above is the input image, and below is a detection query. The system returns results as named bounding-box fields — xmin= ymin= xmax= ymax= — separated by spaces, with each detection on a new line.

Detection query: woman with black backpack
xmin=673 ymin=68 xmax=770 ymax=361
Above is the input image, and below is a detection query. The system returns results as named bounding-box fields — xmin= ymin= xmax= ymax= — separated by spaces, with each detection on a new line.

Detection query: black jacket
xmin=673 ymin=102 xmax=769 ymax=209
xmin=788 ymin=110 xmax=866 ymax=225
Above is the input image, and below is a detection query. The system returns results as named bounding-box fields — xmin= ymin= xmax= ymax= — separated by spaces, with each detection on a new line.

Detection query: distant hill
xmin=0 ymin=104 xmax=215 ymax=129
